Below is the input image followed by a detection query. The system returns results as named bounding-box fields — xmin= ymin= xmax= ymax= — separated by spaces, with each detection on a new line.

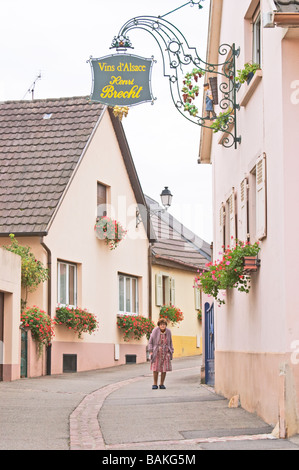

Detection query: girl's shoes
xmin=152 ymin=385 xmax=158 ymax=389
xmin=159 ymin=385 xmax=166 ymax=389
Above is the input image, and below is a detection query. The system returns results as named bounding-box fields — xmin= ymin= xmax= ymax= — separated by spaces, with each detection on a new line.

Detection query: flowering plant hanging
xmin=195 ymin=239 xmax=261 ymax=305
xmin=94 ymin=216 xmax=127 ymax=250
xmin=21 ymin=306 xmax=55 ymax=353
xmin=54 ymin=305 xmax=98 ymax=338
xmin=117 ymin=315 xmax=155 ymax=342
xmin=159 ymin=305 xmax=184 ymax=326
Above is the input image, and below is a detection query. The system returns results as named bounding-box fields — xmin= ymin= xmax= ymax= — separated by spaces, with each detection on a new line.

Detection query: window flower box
xmin=117 ymin=314 xmax=155 ymax=342
xmin=94 ymin=216 xmax=127 ymax=250
xmin=54 ymin=305 xmax=98 ymax=338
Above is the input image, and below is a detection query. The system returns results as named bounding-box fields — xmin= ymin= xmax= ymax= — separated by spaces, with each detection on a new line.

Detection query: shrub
xmin=4 ymin=234 xmax=49 ymax=310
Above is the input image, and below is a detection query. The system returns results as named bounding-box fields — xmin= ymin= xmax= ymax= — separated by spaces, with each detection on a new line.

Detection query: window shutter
xmin=194 ymin=284 xmax=201 ymax=310
xmin=219 ymin=204 xmax=225 ymax=249
xmin=239 ymin=178 xmax=248 ymax=243
xmin=155 ymin=274 xmax=163 ymax=306
xmin=228 ymin=188 xmax=236 ymax=245
xmin=256 ymin=154 xmax=267 ymax=240
xmin=170 ymin=277 xmax=175 ymax=306
xmin=97 ymin=182 xmax=107 ymax=217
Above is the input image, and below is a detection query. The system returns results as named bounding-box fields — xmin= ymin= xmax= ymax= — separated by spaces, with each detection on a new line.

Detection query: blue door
xmin=205 ymin=302 xmax=215 ymax=386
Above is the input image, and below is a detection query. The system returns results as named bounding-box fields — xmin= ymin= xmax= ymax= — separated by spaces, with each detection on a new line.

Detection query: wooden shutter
xmin=194 ymin=283 xmax=201 ymax=310
xmin=219 ymin=204 xmax=225 ymax=249
xmin=170 ymin=277 xmax=175 ymax=305
xmin=97 ymin=182 xmax=107 ymax=217
xmin=239 ymin=178 xmax=248 ymax=243
xmin=155 ymin=274 xmax=163 ymax=306
xmin=256 ymin=154 xmax=267 ymax=240
xmin=228 ymin=188 xmax=236 ymax=245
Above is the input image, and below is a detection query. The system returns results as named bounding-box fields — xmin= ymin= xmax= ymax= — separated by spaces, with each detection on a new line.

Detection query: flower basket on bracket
xmin=243 ymin=256 xmax=260 ymax=272
xmin=195 ymin=239 xmax=261 ymax=305
xmin=94 ymin=216 xmax=127 ymax=250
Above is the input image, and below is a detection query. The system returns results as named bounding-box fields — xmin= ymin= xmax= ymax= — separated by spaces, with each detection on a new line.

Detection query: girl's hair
xmin=157 ymin=318 xmax=168 ymax=326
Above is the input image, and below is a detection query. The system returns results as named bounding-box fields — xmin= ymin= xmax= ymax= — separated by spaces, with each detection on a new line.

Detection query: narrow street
xmin=0 ymin=356 xmax=298 ymax=452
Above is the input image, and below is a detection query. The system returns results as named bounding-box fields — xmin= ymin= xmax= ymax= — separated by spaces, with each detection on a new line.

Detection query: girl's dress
xmin=150 ymin=332 xmax=172 ymax=372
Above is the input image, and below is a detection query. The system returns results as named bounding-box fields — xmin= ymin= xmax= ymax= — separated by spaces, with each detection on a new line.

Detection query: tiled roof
xmin=0 ymin=97 xmax=105 ymax=234
xmin=146 ymin=195 xmax=211 ymax=271
xmin=274 ymin=1 xmax=299 ymax=12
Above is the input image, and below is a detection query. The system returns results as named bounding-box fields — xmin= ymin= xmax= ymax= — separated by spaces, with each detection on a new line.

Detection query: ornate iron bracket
xmin=110 ymin=3 xmax=241 ymax=149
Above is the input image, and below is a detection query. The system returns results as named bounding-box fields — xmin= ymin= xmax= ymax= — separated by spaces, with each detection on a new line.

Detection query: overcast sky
xmin=0 ymin=0 xmax=212 ymax=243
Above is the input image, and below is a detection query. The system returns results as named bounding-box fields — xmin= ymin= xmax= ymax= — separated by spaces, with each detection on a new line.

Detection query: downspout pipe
xmin=40 ymin=237 xmax=52 ymax=376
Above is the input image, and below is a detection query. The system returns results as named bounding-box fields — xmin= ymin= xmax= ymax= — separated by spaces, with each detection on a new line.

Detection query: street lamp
xmin=136 ymin=187 xmax=173 ymax=227
xmin=160 ymin=186 xmax=173 ymax=211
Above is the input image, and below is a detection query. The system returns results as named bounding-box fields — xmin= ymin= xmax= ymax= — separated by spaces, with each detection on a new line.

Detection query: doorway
xmin=204 ymin=302 xmax=215 ymax=386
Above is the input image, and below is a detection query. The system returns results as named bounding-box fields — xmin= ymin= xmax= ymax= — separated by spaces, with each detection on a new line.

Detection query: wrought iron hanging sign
xmin=89 ymin=0 xmax=241 ymax=149
xmin=89 ymin=54 xmax=154 ymax=107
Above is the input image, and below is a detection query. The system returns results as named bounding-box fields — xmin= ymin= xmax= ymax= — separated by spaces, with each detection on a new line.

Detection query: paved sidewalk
xmin=0 ymin=356 xmax=299 ymax=451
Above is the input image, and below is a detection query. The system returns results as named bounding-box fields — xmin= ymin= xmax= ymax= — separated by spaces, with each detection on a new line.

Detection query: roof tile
xmin=274 ymin=1 xmax=299 ymax=12
xmin=145 ymin=195 xmax=211 ymax=270
xmin=0 ymin=96 xmax=104 ymax=234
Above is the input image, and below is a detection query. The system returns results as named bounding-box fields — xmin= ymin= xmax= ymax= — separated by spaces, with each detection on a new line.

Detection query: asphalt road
xmin=0 ymin=355 xmax=298 ymax=453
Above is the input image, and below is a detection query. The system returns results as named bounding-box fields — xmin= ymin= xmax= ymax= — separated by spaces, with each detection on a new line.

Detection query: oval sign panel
xmin=89 ymin=54 xmax=154 ymax=107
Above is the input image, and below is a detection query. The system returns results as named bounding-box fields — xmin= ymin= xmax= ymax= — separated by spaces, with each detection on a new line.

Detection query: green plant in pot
xmin=235 ymin=63 xmax=260 ymax=84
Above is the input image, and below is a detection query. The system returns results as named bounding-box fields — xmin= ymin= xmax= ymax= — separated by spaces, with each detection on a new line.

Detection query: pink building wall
xmin=206 ymin=0 xmax=299 ymax=436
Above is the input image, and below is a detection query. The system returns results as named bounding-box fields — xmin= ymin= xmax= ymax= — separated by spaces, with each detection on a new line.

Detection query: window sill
xmin=239 ymin=70 xmax=263 ymax=107
xmin=117 ymin=312 xmax=139 ymax=317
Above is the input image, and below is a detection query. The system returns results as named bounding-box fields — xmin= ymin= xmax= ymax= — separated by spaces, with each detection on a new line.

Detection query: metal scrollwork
xmin=110 ymin=9 xmax=241 ymax=149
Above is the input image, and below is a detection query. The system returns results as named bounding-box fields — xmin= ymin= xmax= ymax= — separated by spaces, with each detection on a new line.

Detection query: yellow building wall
xmin=172 ymin=334 xmax=202 ymax=358
xmin=152 ymin=265 xmax=202 ymax=358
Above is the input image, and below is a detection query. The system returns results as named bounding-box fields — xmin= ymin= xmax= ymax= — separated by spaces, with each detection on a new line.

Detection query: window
xmin=57 ymin=261 xmax=77 ymax=307
xmin=155 ymin=274 xmax=175 ymax=307
xmin=252 ymin=7 xmax=261 ymax=65
xmin=97 ymin=182 xmax=107 ymax=218
xmin=119 ymin=274 xmax=139 ymax=315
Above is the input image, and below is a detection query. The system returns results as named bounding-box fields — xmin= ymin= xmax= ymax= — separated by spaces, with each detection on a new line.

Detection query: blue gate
xmin=205 ymin=302 xmax=215 ymax=386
